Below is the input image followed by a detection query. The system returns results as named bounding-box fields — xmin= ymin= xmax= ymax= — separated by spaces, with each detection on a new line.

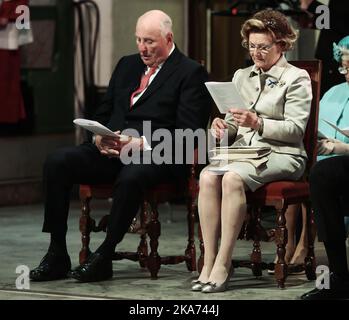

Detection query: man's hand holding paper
xmin=73 ymin=118 xmax=141 ymax=158
xmin=96 ymin=132 xmax=143 ymax=158
xmin=73 ymin=118 xmax=129 ymax=139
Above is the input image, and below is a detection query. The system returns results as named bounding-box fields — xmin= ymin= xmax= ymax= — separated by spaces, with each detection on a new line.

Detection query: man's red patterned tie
xmin=130 ymin=66 xmax=157 ymax=108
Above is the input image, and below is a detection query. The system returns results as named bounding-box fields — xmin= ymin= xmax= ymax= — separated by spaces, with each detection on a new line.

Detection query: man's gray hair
xmin=138 ymin=10 xmax=173 ymax=38
xmin=160 ymin=14 xmax=173 ymax=37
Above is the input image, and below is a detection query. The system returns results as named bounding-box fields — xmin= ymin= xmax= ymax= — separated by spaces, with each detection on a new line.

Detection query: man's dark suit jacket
xmin=40 ymin=47 xmax=211 ymax=237
xmin=93 ymin=47 xmax=211 ymax=152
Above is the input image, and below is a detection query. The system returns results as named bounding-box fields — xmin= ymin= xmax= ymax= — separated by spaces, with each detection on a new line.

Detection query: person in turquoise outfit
xmin=272 ymin=36 xmax=349 ymax=272
xmin=300 ymin=38 xmax=349 ymax=299
xmin=317 ymin=35 xmax=349 ymax=160
xmin=317 ymin=35 xmax=349 ymax=237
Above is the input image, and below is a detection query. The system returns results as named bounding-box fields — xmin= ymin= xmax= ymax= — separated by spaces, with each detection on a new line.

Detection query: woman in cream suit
xmin=192 ymin=9 xmax=312 ymax=293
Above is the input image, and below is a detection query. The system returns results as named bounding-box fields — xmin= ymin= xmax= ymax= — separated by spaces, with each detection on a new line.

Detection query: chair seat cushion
xmin=246 ymin=180 xmax=309 ymax=205
xmin=80 ymin=184 xmax=113 ymax=199
xmin=80 ymin=181 xmax=189 ymax=203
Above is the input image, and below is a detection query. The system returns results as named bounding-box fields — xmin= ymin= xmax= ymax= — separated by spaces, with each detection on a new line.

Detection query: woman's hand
xmin=211 ymin=117 xmax=228 ymax=140
xmin=332 ymin=139 xmax=349 ymax=155
xmin=317 ymin=139 xmax=334 ymax=155
xmin=228 ymin=108 xmax=259 ymax=129
xmin=316 ymin=138 xmax=349 ymax=155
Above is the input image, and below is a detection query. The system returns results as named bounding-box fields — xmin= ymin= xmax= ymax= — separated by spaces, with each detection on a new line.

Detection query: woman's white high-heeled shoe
xmin=201 ymin=280 xmax=229 ymax=293
xmin=201 ymin=266 xmax=234 ymax=293
xmin=191 ymin=279 xmax=205 ymax=291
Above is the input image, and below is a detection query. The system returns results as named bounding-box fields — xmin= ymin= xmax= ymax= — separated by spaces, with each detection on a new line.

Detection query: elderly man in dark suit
xmin=30 ymin=9 xmax=211 ymax=283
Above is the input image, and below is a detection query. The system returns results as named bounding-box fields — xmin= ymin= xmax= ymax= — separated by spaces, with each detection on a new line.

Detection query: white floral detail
xmin=277 ymin=80 xmax=286 ymax=87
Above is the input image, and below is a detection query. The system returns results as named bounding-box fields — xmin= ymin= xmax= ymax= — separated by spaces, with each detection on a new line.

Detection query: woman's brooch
xmin=266 ymin=78 xmax=286 ymax=88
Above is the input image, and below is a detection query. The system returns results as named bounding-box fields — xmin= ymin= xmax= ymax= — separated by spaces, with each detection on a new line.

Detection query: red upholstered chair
xmin=198 ymin=60 xmax=322 ymax=288
xmin=79 ymin=150 xmax=199 ymax=279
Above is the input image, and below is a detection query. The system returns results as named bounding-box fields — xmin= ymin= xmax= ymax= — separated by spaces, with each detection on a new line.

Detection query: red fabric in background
xmin=0 ymin=0 xmax=28 ymax=123
xmin=0 ymin=49 xmax=25 ymax=123
xmin=0 ymin=0 xmax=28 ymax=21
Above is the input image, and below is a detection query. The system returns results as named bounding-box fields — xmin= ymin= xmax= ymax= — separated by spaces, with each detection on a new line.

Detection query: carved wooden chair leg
xmin=197 ymin=224 xmax=204 ymax=273
xmin=185 ymin=199 xmax=196 ymax=272
xmin=137 ymin=200 xmax=149 ymax=268
xmin=250 ymin=207 xmax=262 ymax=277
xmin=79 ymin=195 xmax=92 ymax=264
xmin=147 ymin=202 xmax=161 ymax=279
xmin=305 ymin=203 xmax=317 ymax=280
xmin=274 ymin=205 xmax=288 ymax=288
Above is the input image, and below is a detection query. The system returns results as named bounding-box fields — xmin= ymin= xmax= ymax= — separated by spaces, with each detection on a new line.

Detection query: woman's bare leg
xmin=290 ymin=203 xmax=308 ymax=265
xmin=208 ymin=172 xmax=247 ymax=284
xmin=282 ymin=204 xmax=301 ymax=264
xmin=197 ymin=170 xmax=222 ymax=283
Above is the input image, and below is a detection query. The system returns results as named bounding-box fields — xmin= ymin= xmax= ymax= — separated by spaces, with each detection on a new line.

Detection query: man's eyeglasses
xmin=338 ymin=66 xmax=349 ymax=75
xmin=243 ymin=42 xmax=275 ymax=53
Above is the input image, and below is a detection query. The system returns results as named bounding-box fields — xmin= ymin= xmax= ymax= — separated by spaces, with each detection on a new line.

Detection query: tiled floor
xmin=0 ymin=200 xmax=345 ymax=300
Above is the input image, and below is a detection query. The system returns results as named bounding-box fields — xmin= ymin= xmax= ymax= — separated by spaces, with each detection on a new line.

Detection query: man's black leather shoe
xmin=30 ymin=252 xmax=71 ymax=281
xmin=301 ymin=273 xmax=349 ymax=300
xmin=69 ymin=252 xmax=113 ymax=282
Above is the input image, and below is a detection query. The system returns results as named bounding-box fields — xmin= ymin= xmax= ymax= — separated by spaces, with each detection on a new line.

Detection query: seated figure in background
xmin=301 ymin=155 xmax=349 ymax=300
xmin=282 ymin=35 xmax=349 ymax=272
